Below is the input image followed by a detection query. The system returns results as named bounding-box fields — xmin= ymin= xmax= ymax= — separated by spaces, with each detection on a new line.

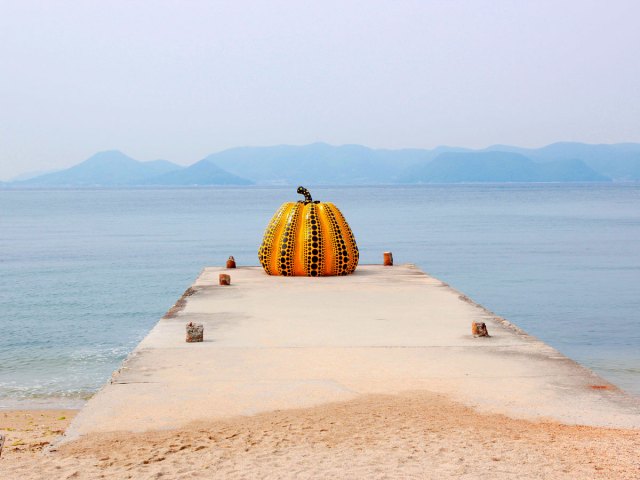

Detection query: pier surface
xmin=65 ymin=265 xmax=640 ymax=439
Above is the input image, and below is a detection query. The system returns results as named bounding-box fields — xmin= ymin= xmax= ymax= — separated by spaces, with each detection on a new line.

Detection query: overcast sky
xmin=1 ymin=0 xmax=639 ymax=179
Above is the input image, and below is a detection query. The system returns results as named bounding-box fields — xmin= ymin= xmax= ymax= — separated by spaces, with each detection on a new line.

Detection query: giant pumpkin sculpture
xmin=258 ymin=187 xmax=359 ymax=276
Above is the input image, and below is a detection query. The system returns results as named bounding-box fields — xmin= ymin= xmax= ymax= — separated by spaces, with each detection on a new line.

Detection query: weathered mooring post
xmin=186 ymin=322 xmax=204 ymax=342
xmin=472 ymin=322 xmax=490 ymax=337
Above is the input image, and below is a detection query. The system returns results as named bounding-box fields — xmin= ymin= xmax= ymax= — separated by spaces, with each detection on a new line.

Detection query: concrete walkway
xmin=65 ymin=264 xmax=640 ymax=439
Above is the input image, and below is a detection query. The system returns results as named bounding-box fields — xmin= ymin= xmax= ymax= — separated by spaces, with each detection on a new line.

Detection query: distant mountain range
xmin=5 ymin=142 xmax=640 ymax=187
xmin=12 ymin=151 xmax=185 ymax=186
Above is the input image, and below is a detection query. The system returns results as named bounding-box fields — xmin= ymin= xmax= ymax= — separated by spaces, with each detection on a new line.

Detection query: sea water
xmin=1 ymin=185 xmax=639 ymax=407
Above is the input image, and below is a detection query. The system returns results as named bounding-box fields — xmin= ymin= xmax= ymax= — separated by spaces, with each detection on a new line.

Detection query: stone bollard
xmin=186 ymin=322 xmax=204 ymax=342
xmin=383 ymin=251 xmax=393 ymax=266
xmin=226 ymin=256 xmax=236 ymax=268
xmin=0 ymin=433 xmax=5 ymax=458
xmin=219 ymin=273 xmax=231 ymax=285
xmin=472 ymin=322 xmax=490 ymax=337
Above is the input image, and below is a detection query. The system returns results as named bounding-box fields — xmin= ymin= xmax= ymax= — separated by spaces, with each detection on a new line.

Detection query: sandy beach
xmin=2 ymin=392 xmax=639 ymax=479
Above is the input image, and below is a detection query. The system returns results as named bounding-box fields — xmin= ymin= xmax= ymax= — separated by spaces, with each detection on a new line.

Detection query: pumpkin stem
xmin=297 ymin=186 xmax=313 ymax=204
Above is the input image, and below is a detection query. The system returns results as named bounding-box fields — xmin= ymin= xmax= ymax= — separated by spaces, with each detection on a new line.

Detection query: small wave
xmin=0 ymin=384 xmax=95 ymax=400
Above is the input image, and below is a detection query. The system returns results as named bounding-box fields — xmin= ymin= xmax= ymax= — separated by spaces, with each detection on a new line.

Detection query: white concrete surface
xmin=65 ymin=264 xmax=640 ymax=439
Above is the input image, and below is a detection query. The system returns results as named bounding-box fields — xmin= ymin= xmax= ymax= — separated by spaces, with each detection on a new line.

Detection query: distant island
xmin=5 ymin=142 xmax=640 ymax=187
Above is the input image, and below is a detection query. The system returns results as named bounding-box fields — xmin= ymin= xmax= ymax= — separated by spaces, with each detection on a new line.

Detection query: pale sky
xmin=1 ymin=0 xmax=639 ymax=179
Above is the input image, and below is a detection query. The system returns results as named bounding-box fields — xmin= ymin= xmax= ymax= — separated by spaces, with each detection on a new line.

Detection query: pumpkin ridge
xmin=326 ymin=202 xmax=359 ymax=275
xmin=302 ymin=203 xmax=324 ymax=277
xmin=258 ymin=202 xmax=289 ymax=275
xmin=292 ymin=203 xmax=307 ymax=276
xmin=318 ymin=203 xmax=340 ymax=275
xmin=269 ymin=203 xmax=295 ymax=275
xmin=330 ymin=204 xmax=352 ymax=275
xmin=278 ymin=203 xmax=303 ymax=276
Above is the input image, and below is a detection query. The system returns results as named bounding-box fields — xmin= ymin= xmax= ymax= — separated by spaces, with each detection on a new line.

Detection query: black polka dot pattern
xmin=302 ymin=203 xmax=324 ymax=277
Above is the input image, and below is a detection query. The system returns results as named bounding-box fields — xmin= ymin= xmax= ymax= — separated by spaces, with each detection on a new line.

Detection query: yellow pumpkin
xmin=258 ymin=187 xmax=359 ymax=276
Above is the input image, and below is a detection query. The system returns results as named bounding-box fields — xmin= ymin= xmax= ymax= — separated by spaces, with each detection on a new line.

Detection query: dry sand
xmin=2 ymin=392 xmax=639 ymax=479
xmin=0 ymin=409 xmax=75 ymax=463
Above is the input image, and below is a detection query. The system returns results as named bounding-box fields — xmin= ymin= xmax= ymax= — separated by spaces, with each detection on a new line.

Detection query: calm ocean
xmin=1 ymin=185 xmax=639 ymax=407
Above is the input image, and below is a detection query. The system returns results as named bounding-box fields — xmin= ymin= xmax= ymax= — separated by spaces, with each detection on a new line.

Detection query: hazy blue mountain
xmin=400 ymin=151 xmax=609 ymax=183
xmin=16 ymin=151 xmax=184 ymax=186
xmin=143 ymin=159 xmax=252 ymax=185
xmin=534 ymin=158 xmax=611 ymax=182
xmin=203 ymin=143 xmax=443 ymax=184
xmin=9 ymin=168 xmax=62 ymax=182
xmin=485 ymin=142 xmax=640 ymax=181
xmin=142 ymin=159 xmax=185 ymax=177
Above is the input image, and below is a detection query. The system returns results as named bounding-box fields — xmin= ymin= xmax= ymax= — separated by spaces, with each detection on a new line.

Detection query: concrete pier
xmin=65 ymin=264 xmax=640 ymax=440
